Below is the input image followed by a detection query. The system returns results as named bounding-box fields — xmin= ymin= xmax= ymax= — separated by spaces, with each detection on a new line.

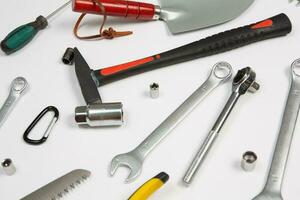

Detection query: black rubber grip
xmin=94 ymin=13 xmax=292 ymax=86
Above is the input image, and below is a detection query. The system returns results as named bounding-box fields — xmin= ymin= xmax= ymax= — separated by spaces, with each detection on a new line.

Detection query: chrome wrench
xmin=252 ymin=59 xmax=300 ymax=200
xmin=183 ymin=67 xmax=260 ymax=185
xmin=110 ymin=62 xmax=233 ymax=183
xmin=0 ymin=77 xmax=28 ymax=128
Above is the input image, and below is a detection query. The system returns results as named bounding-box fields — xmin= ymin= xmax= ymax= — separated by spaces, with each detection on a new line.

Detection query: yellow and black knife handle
xmin=128 ymin=172 xmax=169 ymax=200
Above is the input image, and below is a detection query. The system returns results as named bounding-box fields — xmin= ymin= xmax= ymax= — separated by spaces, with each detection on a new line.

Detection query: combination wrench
xmin=110 ymin=62 xmax=233 ymax=183
xmin=183 ymin=67 xmax=260 ymax=185
xmin=252 ymin=59 xmax=300 ymax=200
xmin=0 ymin=77 xmax=28 ymax=128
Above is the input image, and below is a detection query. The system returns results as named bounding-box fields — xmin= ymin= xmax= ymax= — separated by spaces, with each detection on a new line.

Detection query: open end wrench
xmin=0 ymin=77 xmax=28 ymax=128
xmin=252 ymin=59 xmax=300 ymax=200
xmin=110 ymin=62 xmax=233 ymax=183
xmin=183 ymin=67 xmax=260 ymax=185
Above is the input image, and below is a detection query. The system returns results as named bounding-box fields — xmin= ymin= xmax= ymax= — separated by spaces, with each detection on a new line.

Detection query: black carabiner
xmin=23 ymin=106 xmax=59 ymax=145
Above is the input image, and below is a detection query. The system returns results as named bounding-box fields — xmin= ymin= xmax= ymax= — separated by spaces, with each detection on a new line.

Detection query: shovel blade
xmin=160 ymin=0 xmax=254 ymax=34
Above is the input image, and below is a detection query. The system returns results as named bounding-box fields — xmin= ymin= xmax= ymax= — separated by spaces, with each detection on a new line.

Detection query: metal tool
xmin=183 ymin=67 xmax=260 ymax=186
xmin=241 ymin=151 xmax=257 ymax=172
xmin=73 ymin=48 xmax=123 ymax=127
xmin=23 ymin=106 xmax=59 ymax=145
xmin=62 ymin=48 xmax=75 ymax=65
xmin=20 ymin=169 xmax=91 ymax=200
xmin=1 ymin=158 xmax=16 ymax=176
xmin=1 ymin=0 xmax=71 ymax=54
xmin=0 ymin=77 xmax=28 ymax=129
xmin=252 ymin=59 xmax=300 ymax=200
xmin=73 ymin=0 xmax=254 ymax=34
xmin=129 ymin=172 xmax=169 ymax=200
xmin=150 ymin=83 xmax=159 ymax=99
xmin=110 ymin=62 xmax=233 ymax=183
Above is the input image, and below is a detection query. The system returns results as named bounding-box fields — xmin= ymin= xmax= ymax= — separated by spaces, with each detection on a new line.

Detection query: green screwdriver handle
xmin=1 ymin=15 xmax=48 ymax=55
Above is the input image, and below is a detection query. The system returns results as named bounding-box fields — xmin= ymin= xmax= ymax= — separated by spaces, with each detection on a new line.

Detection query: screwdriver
xmin=1 ymin=0 xmax=71 ymax=55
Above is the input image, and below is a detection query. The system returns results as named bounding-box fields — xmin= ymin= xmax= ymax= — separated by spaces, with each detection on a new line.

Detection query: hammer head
xmin=75 ymin=103 xmax=123 ymax=127
xmin=63 ymin=47 xmax=124 ymax=127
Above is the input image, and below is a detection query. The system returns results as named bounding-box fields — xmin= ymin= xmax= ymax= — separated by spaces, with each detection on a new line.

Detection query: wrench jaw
xmin=110 ymin=152 xmax=143 ymax=183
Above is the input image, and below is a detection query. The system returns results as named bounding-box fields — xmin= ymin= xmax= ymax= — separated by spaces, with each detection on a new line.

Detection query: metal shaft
xmin=46 ymin=0 xmax=72 ymax=20
xmin=183 ymin=92 xmax=240 ymax=185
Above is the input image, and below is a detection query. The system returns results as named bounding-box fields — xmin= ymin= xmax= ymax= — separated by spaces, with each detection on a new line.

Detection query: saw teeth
xmin=57 ymin=192 xmax=63 ymax=198
xmin=70 ymin=183 xmax=76 ymax=189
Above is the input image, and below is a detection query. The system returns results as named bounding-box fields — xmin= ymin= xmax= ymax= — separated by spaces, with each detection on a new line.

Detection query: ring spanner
xmin=0 ymin=77 xmax=28 ymax=128
xmin=252 ymin=59 xmax=300 ymax=200
xmin=183 ymin=67 xmax=260 ymax=185
xmin=110 ymin=62 xmax=233 ymax=183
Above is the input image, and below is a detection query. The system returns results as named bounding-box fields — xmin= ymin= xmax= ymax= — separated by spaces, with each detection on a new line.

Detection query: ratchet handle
xmin=94 ymin=13 xmax=292 ymax=86
xmin=72 ymin=0 xmax=156 ymax=20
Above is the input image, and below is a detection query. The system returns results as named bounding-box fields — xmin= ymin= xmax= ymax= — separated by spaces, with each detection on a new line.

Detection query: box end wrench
xmin=252 ymin=59 xmax=300 ymax=200
xmin=183 ymin=67 xmax=260 ymax=186
xmin=0 ymin=77 xmax=28 ymax=128
xmin=110 ymin=62 xmax=233 ymax=183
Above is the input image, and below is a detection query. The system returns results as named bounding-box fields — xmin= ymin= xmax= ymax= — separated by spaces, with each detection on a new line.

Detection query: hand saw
xmin=20 ymin=169 xmax=91 ymax=200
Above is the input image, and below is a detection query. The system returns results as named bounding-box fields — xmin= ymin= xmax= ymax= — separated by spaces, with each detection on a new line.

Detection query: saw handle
xmin=72 ymin=0 xmax=156 ymax=20
xmin=94 ymin=13 xmax=292 ymax=86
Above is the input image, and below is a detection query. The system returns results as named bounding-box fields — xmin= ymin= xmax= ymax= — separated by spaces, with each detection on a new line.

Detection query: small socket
xmin=150 ymin=83 xmax=159 ymax=99
xmin=1 ymin=158 xmax=16 ymax=176
xmin=62 ymin=47 xmax=75 ymax=65
xmin=241 ymin=151 xmax=257 ymax=172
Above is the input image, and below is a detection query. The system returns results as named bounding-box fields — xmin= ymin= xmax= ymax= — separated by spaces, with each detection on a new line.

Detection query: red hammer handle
xmin=72 ymin=0 xmax=157 ymax=20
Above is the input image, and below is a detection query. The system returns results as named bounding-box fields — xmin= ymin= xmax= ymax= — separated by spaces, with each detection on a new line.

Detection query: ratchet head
xmin=232 ymin=67 xmax=260 ymax=94
xmin=110 ymin=151 xmax=143 ymax=183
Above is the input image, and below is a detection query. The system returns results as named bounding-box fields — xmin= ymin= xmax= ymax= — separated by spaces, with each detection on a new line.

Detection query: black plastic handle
xmin=93 ymin=13 xmax=292 ymax=86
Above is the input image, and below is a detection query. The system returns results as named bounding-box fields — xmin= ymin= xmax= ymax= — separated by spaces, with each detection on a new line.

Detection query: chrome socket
xmin=241 ymin=151 xmax=257 ymax=172
xmin=150 ymin=83 xmax=159 ymax=99
xmin=1 ymin=158 xmax=16 ymax=176
xmin=75 ymin=103 xmax=123 ymax=127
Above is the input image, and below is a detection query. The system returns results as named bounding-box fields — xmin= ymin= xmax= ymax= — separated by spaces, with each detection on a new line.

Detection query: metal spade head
xmin=160 ymin=0 xmax=255 ymax=34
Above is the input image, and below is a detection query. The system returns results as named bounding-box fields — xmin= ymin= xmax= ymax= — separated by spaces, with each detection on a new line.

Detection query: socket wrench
xmin=252 ymin=59 xmax=300 ymax=200
xmin=110 ymin=62 xmax=233 ymax=183
xmin=183 ymin=67 xmax=260 ymax=185
xmin=0 ymin=77 xmax=28 ymax=128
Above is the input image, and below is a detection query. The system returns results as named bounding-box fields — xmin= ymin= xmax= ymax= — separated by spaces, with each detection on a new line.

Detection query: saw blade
xmin=20 ymin=169 xmax=91 ymax=200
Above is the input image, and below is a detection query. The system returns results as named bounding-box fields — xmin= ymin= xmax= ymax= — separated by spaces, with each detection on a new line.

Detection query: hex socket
xmin=241 ymin=151 xmax=257 ymax=172
xmin=75 ymin=103 xmax=123 ymax=127
xmin=62 ymin=48 xmax=75 ymax=65
xmin=150 ymin=83 xmax=159 ymax=98
xmin=1 ymin=158 xmax=16 ymax=176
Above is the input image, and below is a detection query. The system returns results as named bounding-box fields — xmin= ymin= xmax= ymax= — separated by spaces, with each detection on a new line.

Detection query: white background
xmin=0 ymin=0 xmax=300 ymax=199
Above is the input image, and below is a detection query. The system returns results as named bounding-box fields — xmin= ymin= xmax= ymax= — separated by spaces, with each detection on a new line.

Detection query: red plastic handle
xmin=72 ymin=0 xmax=156 ymax=20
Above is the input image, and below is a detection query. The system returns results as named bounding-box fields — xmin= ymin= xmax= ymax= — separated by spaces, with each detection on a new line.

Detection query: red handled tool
xmin=87 ymin=14 xmax=291 ymax=86
xmin=72 ymin=0 xmax=254 ymax=34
